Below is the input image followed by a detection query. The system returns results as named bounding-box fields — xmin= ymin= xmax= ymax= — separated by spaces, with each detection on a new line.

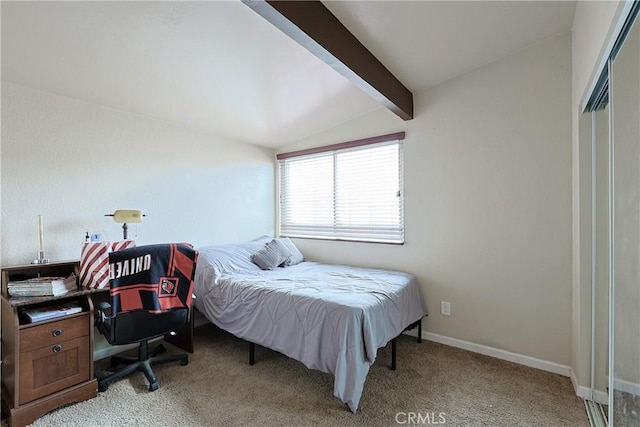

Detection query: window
xmin=277 ymin=132 xmax=404 ymax=244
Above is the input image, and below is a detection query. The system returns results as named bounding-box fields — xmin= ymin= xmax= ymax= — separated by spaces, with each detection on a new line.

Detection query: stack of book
xmin=7 ymin=274 xmax=78 ymax=297
xmin=22 ymin=302 xmax=83 ymax=323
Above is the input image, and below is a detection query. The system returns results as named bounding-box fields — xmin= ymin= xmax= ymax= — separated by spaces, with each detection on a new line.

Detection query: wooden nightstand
xmin=1 ymin=261 xmax=98 ymax=427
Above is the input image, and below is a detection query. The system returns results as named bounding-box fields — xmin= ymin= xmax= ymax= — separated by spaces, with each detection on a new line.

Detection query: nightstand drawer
xmin=20 ymin=313 xmax=89 ymax=353
xmin=18 ymin=335 xmax=92 ymax=404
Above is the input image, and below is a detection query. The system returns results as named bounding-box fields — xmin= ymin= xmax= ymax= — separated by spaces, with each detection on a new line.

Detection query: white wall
xmin=279 ymin=33 xmax=573 ymax=366
xmin=1 ymin=82 xmax=275 ymax=266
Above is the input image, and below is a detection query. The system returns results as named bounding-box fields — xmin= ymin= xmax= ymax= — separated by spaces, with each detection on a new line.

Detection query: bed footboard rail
xmin=247 ymin=317 xmax=424 ymax=371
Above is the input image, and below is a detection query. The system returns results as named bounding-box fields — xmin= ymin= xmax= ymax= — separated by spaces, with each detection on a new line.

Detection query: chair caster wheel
xmin=180 ymin=358 xmax=189 ymax=366
xmin=98 ymin=384 xmax=109 ymax=392
xmin=156 ymin=344 xmax=166 ymax=355
xmin=149 ymin=382 xmax=159 ymax=391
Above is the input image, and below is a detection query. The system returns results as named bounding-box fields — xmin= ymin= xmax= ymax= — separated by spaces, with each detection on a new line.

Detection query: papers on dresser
xmin=7 ymin=274 xmax=78 ymax=297
xmin=22 ymin=302 xmax=83 ymax=323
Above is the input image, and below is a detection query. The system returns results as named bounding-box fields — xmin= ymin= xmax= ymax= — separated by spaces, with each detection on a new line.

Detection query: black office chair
xmin=95 ymin=243 xmax=198 ymax=392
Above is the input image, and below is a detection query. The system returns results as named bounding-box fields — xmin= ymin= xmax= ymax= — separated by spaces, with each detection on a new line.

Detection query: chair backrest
xmin=100 ymin=243 xmax=198 ymax=345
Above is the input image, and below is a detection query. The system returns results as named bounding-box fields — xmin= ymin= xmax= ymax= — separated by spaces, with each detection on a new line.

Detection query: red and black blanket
xmin=108 ymin=243 xmax=198 ymax=315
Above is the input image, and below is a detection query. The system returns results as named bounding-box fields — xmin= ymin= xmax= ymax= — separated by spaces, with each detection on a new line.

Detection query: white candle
xmin=37 ymin=214 xmax=44 ymax=252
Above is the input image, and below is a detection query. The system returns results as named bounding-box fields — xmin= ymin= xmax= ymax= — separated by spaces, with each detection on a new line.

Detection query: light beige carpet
xmin=30 ymin=324 xmax=589 ymax=426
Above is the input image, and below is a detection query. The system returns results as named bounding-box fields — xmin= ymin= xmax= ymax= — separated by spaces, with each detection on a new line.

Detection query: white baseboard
xmin=571 ymin=369 xmax=609 ymax=405
xmin=578 ymin=374 xmax=640 ymax=403
xmin=572 ymin=369 xmax=592 ymax=400
xmin=403 ymin=329 xmax=572 ymax=377
xmin=592 ymin=389 xmax=609 ymax=405
xmin=613 ymin=377 xmax=640 ymax=396
xmin=571 ymin=370 xmax=609 ymax=405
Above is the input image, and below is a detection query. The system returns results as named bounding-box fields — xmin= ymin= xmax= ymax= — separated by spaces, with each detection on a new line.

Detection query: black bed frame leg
xmin=249 ymin=342 xmax=255 ymax=365
xmin=391 ymin=317 xmax=423 ymax=371
xmin=391 ymin=337 xmax=397 ymax=370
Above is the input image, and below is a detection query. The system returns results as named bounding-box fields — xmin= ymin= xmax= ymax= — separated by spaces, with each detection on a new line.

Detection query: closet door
xmin=610 ymin=11 xmax=640 ymax=426
xmin=593 ymin=103 xmax=609 ymax=405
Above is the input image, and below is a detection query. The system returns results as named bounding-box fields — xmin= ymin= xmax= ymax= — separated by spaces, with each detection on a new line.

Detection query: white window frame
xmin=277 ymin=132 xmax=405 ymax=244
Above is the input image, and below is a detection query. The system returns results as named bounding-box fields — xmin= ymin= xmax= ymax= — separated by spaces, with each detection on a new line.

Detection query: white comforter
xmin=194 ymin=244 xmax=426 ymax=412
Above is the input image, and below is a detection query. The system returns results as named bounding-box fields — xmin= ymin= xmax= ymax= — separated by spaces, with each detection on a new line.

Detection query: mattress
xmin=194 ymin=241 xmax=426 ymax=412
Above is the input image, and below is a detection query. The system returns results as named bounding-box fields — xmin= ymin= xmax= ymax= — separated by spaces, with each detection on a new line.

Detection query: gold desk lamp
xmin=105 ymin=209 xmax=144 ymax=240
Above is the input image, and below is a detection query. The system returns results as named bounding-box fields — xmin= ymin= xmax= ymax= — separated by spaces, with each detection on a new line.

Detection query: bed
xmin=193 ymin=237 xmax=427 ymax=412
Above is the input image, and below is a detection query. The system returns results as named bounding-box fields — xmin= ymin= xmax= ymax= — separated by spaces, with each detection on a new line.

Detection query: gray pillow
xmin=251 ymin=239 xmax=292 ymax=270
xmin=277 ymin=237 xmax=304 ymax=266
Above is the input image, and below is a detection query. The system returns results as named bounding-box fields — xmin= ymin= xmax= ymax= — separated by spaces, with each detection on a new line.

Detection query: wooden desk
xmin=1 ymin=261 xmax=194 ymax=426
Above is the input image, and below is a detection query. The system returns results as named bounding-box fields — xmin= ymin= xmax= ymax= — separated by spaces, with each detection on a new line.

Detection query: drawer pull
xmin=53 ymin=344 xmax=62 ymax=353
xmin=52 ymin=328 xmax=62 ymax=337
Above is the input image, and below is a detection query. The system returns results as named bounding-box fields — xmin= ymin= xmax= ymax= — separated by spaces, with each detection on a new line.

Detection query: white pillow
xmin=276 ymin=237 xmax=304 ymax=266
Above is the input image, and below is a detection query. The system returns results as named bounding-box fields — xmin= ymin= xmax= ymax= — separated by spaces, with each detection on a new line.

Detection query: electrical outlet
xmin=441 ymin=301 xmax=451 ymax=316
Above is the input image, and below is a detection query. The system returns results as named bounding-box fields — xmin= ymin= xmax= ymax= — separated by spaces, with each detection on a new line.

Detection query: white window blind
xmin=278 ymin=133 xmax=404 ymax=244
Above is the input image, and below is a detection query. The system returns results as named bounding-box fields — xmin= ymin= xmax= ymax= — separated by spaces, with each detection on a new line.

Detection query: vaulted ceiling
xmin=1 ymin=1 xmax=576 ymax=148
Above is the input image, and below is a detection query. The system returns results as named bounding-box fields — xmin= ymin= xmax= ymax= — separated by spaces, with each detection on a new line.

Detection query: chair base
xmin=98 ymin=341 xmax=188 ymax=392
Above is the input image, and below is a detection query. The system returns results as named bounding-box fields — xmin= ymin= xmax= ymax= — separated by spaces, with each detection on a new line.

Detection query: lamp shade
xmin=111 ymin=210 xmax=143 ymax=224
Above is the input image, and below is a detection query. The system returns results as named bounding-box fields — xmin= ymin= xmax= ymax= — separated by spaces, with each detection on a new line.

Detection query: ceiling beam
xmin=242 ymin=0 xmax=413 ymax=120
